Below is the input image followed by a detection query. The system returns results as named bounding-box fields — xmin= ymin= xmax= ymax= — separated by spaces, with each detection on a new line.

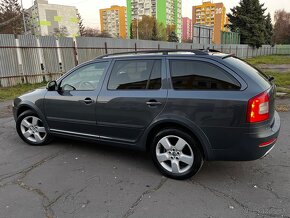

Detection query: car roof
xmin=94 ymin=49 xmax=231 ymax=60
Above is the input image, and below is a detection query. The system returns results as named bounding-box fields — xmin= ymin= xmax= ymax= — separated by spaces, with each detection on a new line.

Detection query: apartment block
xmin=127 ymin=0 xmax=182 ymax=41
xmin=182 ymin=17 xmax=192 ymax=41
xmin=192 ymin=1 xmax=229 ymax=44
xmin=26 ymin=0 xmax=80 ymax=37
xmin=100 ymin=5 xmax=127 ymax=39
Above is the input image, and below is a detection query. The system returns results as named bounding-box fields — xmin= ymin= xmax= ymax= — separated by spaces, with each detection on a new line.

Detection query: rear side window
xmin=223 ymin=57 xmax=270 ymax=84
xmin=170 ymin=60 xmax=241 ymax=90
xmin=108 ymin=59 xmax=161 ymax=90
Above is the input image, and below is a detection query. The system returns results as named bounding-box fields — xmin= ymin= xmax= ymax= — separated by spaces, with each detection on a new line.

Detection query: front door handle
xmin=146 ymin=100 xmax=162 ymax=106
xmin=83 ymin=97 xmax=93 ymax=104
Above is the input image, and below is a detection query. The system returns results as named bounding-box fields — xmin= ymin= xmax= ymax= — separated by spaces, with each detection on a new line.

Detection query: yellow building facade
xmin=192 ymin=1 xmax=229 ymax=44
xmin=100 ymin=5 xmax=127 ymax=39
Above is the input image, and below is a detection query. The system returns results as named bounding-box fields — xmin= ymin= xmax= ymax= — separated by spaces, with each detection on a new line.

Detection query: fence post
xmin=236 ymin=45 xmax=238 ymax=56
xmin=134 ymin=42 xmax=137 ymax=51
xmin=56 ymin=39 xmax=63 ymax=73
xmin=246 ymin=45 xmax=249 ymax=58
xmin=158 ymin=44 xmax=160 ymax=50
xmin=104 ymin=42 xmax=108 ymax=54
xmin=15 ymin=38 xmax=25 ymax=84
xmin=36 ymin=38 xmax=46 ymax=82
xmin=176 ymin=44 xmax=178 ymax=49
xmin=72 ymin=40 xmax=78 ymax=66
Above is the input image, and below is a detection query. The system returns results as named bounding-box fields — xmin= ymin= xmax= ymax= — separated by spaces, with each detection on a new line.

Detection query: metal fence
xmin=0 ymin=34 xmax=290 ymax=87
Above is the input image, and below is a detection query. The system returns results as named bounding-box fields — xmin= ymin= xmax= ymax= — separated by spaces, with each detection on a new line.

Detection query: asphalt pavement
xmin=0 ymin=99 xmax=289 ymax=218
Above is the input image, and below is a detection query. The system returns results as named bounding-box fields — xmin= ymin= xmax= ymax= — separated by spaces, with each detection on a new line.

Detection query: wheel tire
xmin=16 ymin=110 xmax=53 ymax=146
xmin=150 ymin=128 xmax=203 ymax=180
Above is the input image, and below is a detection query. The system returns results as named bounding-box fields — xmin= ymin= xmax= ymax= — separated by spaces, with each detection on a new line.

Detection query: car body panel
xmin=13 ymin=52 xmax=281 ymax=162
xmin=96 ymin=57 xmax=168 ymax=143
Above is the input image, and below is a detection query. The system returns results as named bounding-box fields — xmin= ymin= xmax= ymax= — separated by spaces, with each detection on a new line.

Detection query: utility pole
xmin=20 ymin=0 xmax=27 ymax=34
xmin=136 ymin=14 xmax=139 ymax=40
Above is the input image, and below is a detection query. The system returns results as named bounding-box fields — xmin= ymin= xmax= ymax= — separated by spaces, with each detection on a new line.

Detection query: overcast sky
xmin=22 ymin=0 xmax=290 ymax=29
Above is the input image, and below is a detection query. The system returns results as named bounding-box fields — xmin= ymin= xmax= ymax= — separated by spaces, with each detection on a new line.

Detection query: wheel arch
xmin=142 ymin=115 xmax=213 ymax=160
xmin=16 ymin=101 xmax=50 ymax=132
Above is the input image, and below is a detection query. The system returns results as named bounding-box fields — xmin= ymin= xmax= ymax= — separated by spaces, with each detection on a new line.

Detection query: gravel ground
xmin=0 ymin=99 xmax=290 ymax=218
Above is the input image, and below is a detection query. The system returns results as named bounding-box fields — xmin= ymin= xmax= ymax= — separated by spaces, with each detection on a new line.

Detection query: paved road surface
xmin=0 ymin=100 xmax=289 ymax=218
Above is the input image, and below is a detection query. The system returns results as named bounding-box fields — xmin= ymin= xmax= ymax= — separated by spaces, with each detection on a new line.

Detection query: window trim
xmin=58 ymin=61 xmax=109 ymax=92
xmin=168 ymin=58 xmax=242 ymax=91
xmin=107 ymin=58 xmax=163 ymax=91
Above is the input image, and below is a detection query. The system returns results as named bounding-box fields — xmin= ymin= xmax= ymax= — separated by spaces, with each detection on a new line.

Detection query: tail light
xmin=247 ymin=91 xmax=269 ymax=123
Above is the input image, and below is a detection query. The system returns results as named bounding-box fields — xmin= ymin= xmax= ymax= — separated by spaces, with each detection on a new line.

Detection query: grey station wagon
xmin=13 ymin=49 xmax=281 ymax=179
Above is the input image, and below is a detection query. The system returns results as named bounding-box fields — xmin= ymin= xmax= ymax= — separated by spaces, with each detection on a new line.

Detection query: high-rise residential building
xmin=127 ymin=0 xmax=182 ymax=41
xmin=182 ymin=17 xmax=192 ymax=41
xmin=26 ymin=0 xmax=80 ymax=37
xmin=192 ymin=0 xmax=229 ymax=44
xmin=100 ymin=5 xmax=127 ymax=39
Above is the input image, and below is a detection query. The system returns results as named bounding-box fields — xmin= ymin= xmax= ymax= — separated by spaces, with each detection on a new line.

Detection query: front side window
xmin=108 ymin=59 xmax=162 ymax=90
xmin=170 ymin=60 xmax=240 ymax=90
xmin=60 ymin=62 xmax=108 ymax=91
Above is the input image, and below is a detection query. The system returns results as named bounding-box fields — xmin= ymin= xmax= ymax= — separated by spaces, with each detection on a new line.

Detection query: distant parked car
xmin=13 ymin=49 xmax=280 ymax=179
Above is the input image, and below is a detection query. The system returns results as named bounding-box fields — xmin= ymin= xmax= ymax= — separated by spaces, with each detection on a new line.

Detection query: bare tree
xmin=273 ymin=10 xmax=290 ymax=44
xmin=81 ymin=27 xmax=112 ymax=38
xmin=0 ymin=0 xmax=24 ymax=34
xmin=77 ymin=12 xmax=85 ymax=36
xmin=82 ymin=27 xmax=100 ymax=37
xmin=53 ymin=26 xmax=69 ymax=38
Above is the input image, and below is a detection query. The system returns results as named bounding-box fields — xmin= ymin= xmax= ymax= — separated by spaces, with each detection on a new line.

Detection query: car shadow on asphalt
xmin=48 ymin=137 xmax=256 ymax=181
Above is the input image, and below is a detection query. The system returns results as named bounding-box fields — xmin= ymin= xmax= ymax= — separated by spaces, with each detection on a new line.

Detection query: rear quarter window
xmin=223 ymin=57 xmax=270 ymax=87
xmin=170 ymin=60 xmax=241 ymax=90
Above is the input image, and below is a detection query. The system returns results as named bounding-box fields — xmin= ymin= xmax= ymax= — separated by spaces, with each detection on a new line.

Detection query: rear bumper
xmin=208 ymin=111 xmax=280 ymax=161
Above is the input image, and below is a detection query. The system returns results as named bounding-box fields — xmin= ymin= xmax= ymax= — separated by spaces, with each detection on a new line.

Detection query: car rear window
xmin=223 ymin=57 xmax=270 ymax=85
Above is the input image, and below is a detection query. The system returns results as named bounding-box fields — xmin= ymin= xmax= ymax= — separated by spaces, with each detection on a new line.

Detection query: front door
xmin=96 ymin=58 xmax=167 ymax=143
xmin=44 ymin=61 xmax=109 ymax=136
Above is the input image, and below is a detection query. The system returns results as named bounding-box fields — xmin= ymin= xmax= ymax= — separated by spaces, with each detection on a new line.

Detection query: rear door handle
xmin=146 ymin=100 xmax=162 ymax=106
xmin=83 ymin=97 xmax=93 ymax=104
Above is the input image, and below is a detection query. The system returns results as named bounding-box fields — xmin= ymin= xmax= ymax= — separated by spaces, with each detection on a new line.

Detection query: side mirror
xmin=46 ymin=81 xmax=57 ymax=91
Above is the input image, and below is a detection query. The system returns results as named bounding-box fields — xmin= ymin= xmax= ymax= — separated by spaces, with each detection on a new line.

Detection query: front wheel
xmin=150 ymin=129 xmax=203 ymax=180
xmin=16 ymin=110 xmax=52 ymax=146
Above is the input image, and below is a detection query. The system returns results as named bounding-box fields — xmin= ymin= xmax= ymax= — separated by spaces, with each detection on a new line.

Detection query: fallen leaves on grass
xmin=276 ymin=104 xmax=290 ymax=112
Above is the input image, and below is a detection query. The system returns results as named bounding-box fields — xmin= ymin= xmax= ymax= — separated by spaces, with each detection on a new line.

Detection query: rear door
xmin=96 ymin=57 xmax=167 ymax=143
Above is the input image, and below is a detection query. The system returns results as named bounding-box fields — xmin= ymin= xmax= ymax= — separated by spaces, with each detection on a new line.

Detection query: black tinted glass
xmin=108 ymin=60 xmax=161 ymax=90
xmin=223 ymin=56 xmax=270 ymax=85
xmin=170 ymin=60 xmax=240 ymax=90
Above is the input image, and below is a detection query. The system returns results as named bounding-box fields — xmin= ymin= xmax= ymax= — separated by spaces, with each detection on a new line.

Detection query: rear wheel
xmin=150 ymin=128 xmax=203 ymax=180
xmin=16 ymin=110 xmax=52 ymax=146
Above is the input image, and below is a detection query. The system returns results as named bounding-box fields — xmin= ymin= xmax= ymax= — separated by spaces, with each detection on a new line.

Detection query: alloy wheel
xmin=156 ymin=135 xmax=194 ymax=174
xmin=20 ymin=116 xmax=47 ymax=143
